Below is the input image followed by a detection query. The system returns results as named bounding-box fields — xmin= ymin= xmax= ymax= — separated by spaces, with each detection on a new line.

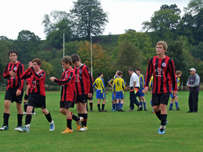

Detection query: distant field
xmin=0 ymin=91 xmax=202 ymax=152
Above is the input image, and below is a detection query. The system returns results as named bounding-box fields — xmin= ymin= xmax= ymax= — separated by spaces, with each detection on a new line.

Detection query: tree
xmin=42 ymin=11 xmax=72 ymax=49
xmin=190 ymin=41 xmax=203 ymax=60
xmin=15 ymin=30 xmax=41 ymax=64
xmin=70 ymin=0 xmax=108 ymax=40
xmin=184 ymin=0 xmax=203 ymax=14
xmin=77 ymin=41 xmax=111 ymax=79
xmin=41 ymin=61 xmax=54 ymax=84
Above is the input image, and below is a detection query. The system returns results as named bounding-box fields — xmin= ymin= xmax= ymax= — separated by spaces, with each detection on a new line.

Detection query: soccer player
xmin=143 ymin=41 xmax=177 ymax=134
xmin=0 ymin=50 xmax=24 ymax=131
xmin=50 ymin=56 xmax=83 ymax=133
xmin=169 ymin=70 xmax=182 ymax=111
xmin=136 ymin=68 xmax=147 ymax=111
xmin=19 ymin=58 xmax=55 ymax=132
xmin=126 ymin=68 xmax=142 ymax=111
xmin=93 ymin=72 xmax=107 ymax=112
xmin=71 ymin=54 xmax=93 ymax=132
xmin=112 ymin=71 xmax=125 ymax=111
xmin=23 ymin=77 xmax=35 ymax=115
xmin=108 ymin=71 xmax=118 ymax=111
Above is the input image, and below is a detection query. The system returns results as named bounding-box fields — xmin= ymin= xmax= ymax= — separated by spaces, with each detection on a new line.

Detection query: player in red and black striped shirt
xmin=50 ymin=56 xmax=84 ymax=133
xmin=19 ymin=58 xmax=55 ymax=132
xmin=143 ymin=41 xmax=177 ymax=134
xmin=0 ymin=50 xmax=24 ymax=131
xmin=71 ymin=54 xmax=93 ymax=132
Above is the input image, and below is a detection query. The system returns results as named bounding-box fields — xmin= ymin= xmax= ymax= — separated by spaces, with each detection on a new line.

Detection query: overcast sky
xmin=0 ymin=0 xmax=189 ymax=40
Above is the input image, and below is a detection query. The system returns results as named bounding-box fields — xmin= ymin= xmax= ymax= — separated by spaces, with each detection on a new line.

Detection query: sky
xmin=0 ymin=0 xmax=189 ymax=40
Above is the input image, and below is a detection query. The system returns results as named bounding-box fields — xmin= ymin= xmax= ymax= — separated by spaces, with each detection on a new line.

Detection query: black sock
xmin=72 ymin=113 xmax=80 ymax=121
xmin=161 ymin=114 xmax=167 ymax=126
xmin=17 ymin=114 xmax=23 ymax=126
xmin=3 ymin=113 xmax=10 ymax=126
xmin=25 ymin=114 xmax=32 ymax=125
xmin=97 ymin=104 xmax=100 ymax=111
xmin=90 ymin=103 xmax=93 ymax=110
xmin=45 ymin=112 xmax=52 ymax=123
xmin=82 ymin=113 xmax=87 ymax=127
xmin=32 ymin=107 xmax=35 ymax=113
xmin=67 ymin=118 xmax=72 ymax=129
xmin=102 ymin=104 xmax=105 ymax=110
xmin=155 ymin=110 xmax=161 ymax=120
xmin=24 ymin=103 xmax=28 ymax=112
xmin=78 ymin=113 xmax=82 ymax=118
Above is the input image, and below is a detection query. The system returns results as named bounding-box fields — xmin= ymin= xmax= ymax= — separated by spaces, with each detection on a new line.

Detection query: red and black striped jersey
xmin=74 ymin=64 xmax=93 ymax=96
xmin=54 ymin=67 xmax=76 ymax=102
xmin=25 ymin=78 xmax=32 ymax=95
xmin=145 ymin=56 xmax=177 ymax=94
xmin=3 ymin=62 xmax=24 ymax=91
xmin=21 ymin=67 xmax=46 ymax=96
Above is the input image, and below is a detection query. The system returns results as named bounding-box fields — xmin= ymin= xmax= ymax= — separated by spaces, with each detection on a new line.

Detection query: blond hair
xmin=156 ymin=41 xmax=168 ymax=50
xmin=176 ymin=70 xmax=182 ymax=75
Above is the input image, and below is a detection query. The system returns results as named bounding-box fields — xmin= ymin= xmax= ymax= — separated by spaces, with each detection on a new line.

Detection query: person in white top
xmin=126 ymin=68 xmax=142 ymax=111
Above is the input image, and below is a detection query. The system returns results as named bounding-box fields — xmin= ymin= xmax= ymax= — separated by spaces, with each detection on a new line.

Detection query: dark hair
xmin=136 ymin=68 xmax=141 ymax=72
xmin=8 ymin=50 xmax=18 ymax=56
xmin=71 ymin=54 xmax=80 ymax=63
xmin=117 ymin=71 xmax=123 ymax=76
xmin=98 ymin=72 xmax=103 ymax=77
xmin=32 ymin=58 xmax=41 ymax=66
xmin=128 ymin=68 xmax=133 ymax=72
xmin=61 ymin=56 xmax=72 ymax=65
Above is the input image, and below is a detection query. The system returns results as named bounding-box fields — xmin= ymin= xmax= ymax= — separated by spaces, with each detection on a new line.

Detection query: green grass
xmin=0 ymin=91 xmax=203 ymax=152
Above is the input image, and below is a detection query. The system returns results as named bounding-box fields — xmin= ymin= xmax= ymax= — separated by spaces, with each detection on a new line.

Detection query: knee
xmin=59 ymin=108 xmax=64 ymax=114
xmin=4 ymin=101 xmax=10 ymax=109
xmin=16 ymin=103 xmax=22 ymax=110
xmin=27 ymin=106 xmax=33 ymax=113
xmin=41 ymin=109 xmax=48 ymax=114
xmin=153 ymin=106 xmax=159 ymax=112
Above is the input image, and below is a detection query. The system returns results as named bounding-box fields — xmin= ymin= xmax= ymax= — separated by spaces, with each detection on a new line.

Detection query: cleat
xmin=137 ymin=105 xmax=142 ymax=111
xmin=0 ymin=125 xmax=9 ymax=131
xmin=49 ymin=121 xmax=55 ymax=131
xmin=126 ymin=109 xmax=134 ymax=112
xmin=14 ymin=126 xmax=22 ymax=131
xmin=76 ymin=117 xmax=83 ymax=131
xmin=144 ymin=109 xmax=148 ymax=111
xmin=23 ymin=112 xmax=27 ymax=115
xmin=32 ymin=112 xmax=36 ymax=115
xmin=158 ymin=125 xmax=166 ymax=134
xmin=98 ymin=110 xmax=102 ymax=112
xmin=61 ymin=127 xmax=73 ymax=133
xmin=118 ymin=108 xmax=124 ymax=112
xmin=19 ymin=127 xmax=30 ymax=132
xmin=79 ymin=126 xmax=88 ymax=132
xmin=111 ymin=108 xmax=115 ymax=112
xmin=90 ymin=109 xmax=93 ymax=111
xmin=176 ymin=108 xmax=180 ymax=111
xmin=169 ymin=108 xmax=174 ymax=111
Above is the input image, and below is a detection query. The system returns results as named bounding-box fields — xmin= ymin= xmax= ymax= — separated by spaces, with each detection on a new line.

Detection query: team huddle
xmin=0 ymin=41 xmax=181 ymax=134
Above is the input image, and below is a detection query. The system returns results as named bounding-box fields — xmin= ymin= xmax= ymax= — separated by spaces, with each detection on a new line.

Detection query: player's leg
xmin=111 ymin=92 xmax=116 ymax=111
xmin=0 ymin=100 xmax=11 ymax=130
xmin=127 ymin=91 xmax=135 ymax=111
xmin=116 ymin=98 xmax=120 ymax=111
xmin=139 ymin=96 xmax=143 ymax=110
xmin=97 ymin=98 xmax=101 ymax=111
xmin=61 ymin=108 xmax=73 ymax=133
xmin=118 ymin=99 xmax=124 ymax=111
xmin=76 ymin=102 xmax=83 ymax=130
xmin=169 ymin=97 xmax=175 ymax=110
xmin=20 ymin=105 xmax=34 ymax=132
xmin=142 ymin=96 xmax=147 ymax=111
xmin=89 ymin=99 xmax=93 ymax=111
xmin=79 ymin=102 xmax=88 ymax=131
xmin=41 ymin=108 xmax=55 ymax=131
xmin=59 ymin=108 xmax=66 ymax=115
xmin=15 ymin=102 xmax=23 ymax=131
xmin=101 ymin=93 xmax=107 ymax=112
xmin=175 ymin=96 xmax=180 ymax=110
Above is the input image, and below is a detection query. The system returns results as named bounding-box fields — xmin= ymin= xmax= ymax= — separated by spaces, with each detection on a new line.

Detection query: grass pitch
xmin=0 ymin=91 xmax=202 ymax=152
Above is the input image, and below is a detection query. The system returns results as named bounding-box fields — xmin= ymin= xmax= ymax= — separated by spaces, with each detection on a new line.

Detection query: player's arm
xmin=30 ymin=67 xmax=45 ymax=80
xmin=122 ymin=80 xmax=125 ymax=90
xmin=169 ymin=59 xmax=177 ymax=91
xmin=3 ymin=64 xmax=11 ymax=79
xmin=21 ymin=68 xmax=32 ymax=79
xmin=17 ymin=64 xmax=25 ymax=91
xmin=112 ymin=80 xmax=115 ymax=93
xmin=101 ymin=79 xmax=107 ymax=93
xmin=54 ymin=72 xmax=74 ymax=85
xmin=93 ymin=80 xmax=97 ymax=89
xmin=108 ymin=79 xmax=113 ymax=87
xmin=84 ymin=66 xmax=93 ymax=94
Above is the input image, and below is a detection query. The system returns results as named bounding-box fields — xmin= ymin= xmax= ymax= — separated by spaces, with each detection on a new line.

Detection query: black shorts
xmin=28 ymin=93 xmax=46 ymax=109
xmin=5 ymin=88 xmax=24 ymax=103
xmin=60 ymin=101 xmax=74 ymax=109
xmin=76 ymin=94 xmax=88 ymax=103
xmin=24 ymin=94 xmax=29 ymax=100
xmin=152 ymin=93 xmax=170 ymax=106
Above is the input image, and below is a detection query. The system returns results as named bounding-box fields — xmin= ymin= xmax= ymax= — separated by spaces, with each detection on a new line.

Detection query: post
xmin=63 ymin=33 xmax=65 ymax=57
xmin=90 ymin=34 xmax=93 ymax=77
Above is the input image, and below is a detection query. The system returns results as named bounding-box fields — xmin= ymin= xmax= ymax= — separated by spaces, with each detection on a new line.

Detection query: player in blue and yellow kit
xmin=108 ymin=71 xmax=118 ymax=111
xmin=93 ymin=72 xmax=107 ymax=112
xmin=136 ymin=68 xmax=147 ymax=111
xmin=169 ymin=71 xmax=182 ymax=111
xmin=112 ymin=71 xmax=125 ymax=112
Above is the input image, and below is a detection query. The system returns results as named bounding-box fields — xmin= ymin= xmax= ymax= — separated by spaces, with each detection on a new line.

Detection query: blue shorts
xmin=170 ymin=92 xmax=178 ymax=98
xmin=96 ymin=90 xmax=106 ymax=99
xmin=112 ymin=92 xmax=115 ymax=101
xmin=115 ymin=91 xmax=124 ymax=99
xmin=137 ymin=89 xmax=145 ymax=97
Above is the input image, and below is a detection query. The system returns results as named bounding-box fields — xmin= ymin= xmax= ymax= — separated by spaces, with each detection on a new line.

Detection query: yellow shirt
xmin=93 ymin=77 xmax=106 ymax=93
xmin=112 ymin=77 xmax=125 ymax=92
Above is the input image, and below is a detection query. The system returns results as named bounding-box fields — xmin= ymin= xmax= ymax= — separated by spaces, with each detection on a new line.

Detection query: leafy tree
xmin=190 ymin=41 xmax=203 ymax=60
xmin=14 ymin=30 xmax=40 ymax=64
xmin=184 ymin=0 xmax=203 ymax=14
xmin=41 ymin=61 xmax=54 ymax=84
xmin=70 ymin=0 xmax=108 ymax=40
xmin=42 ymin=11 xmax=72 ymax=49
